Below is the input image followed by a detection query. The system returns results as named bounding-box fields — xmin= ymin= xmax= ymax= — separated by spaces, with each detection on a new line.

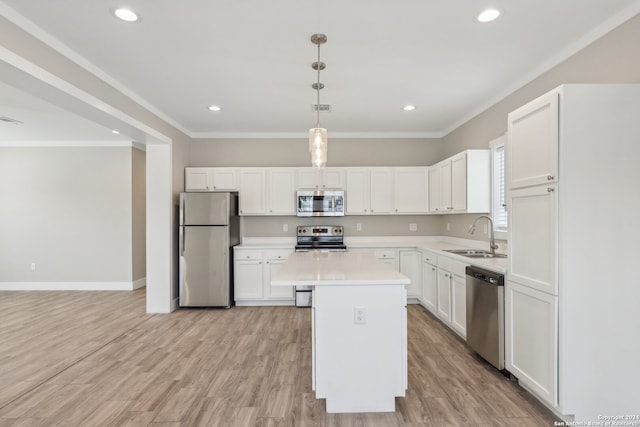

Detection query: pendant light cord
xmin=316 ymin=42 xmax=321 ymax=127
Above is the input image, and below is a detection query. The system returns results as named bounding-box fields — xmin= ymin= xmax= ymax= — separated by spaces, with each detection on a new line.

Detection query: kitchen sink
xmin=443 ymin=249 xmax=489 ymax=255
xmin=443 ymin=249 xmax=507 ymax=259
xmin=464 ymin=253 xmax=507 ymax=259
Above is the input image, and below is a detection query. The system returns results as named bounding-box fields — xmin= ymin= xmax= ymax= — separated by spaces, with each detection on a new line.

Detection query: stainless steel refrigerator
xmin=179 ymin=192 xmax=240 ymax=307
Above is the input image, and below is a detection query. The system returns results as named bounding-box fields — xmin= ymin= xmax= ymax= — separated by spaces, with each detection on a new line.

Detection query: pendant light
xmin=309 ymin=33 xmax=328 ymax=168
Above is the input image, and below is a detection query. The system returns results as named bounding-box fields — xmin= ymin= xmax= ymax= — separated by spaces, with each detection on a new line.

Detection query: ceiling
xmin=1 ymin=0 xmax=640 ymax=142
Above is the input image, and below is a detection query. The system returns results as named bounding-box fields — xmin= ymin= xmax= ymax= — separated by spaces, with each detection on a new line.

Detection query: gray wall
xmin=190 ymin=138 xmax=443 ymax=167
xmin=241 ymin=215 xmax=442 ymax=239
xmin=0 ymin=146 xmax=140 ymax=284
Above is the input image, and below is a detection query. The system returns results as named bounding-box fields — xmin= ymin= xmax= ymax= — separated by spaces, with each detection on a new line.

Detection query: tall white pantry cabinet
xmin=505 ymin=84 xmax=640 ymax=422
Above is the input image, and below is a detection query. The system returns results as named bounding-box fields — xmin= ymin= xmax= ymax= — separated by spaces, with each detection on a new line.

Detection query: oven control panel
xmin=297 ymin=225 xmax=343 ymax=236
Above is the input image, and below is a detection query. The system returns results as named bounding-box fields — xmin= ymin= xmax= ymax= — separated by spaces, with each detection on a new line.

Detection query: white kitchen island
xmin=271 ymin=251 xmax=409 ymax=413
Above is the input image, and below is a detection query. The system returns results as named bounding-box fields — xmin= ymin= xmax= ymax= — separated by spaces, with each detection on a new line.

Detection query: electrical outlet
xmin=354 ymin=306 xmax=366 ymax=325
xmin=30 ymin=262 xmax=36 ymax=271
xmin=356 ymin=223 xmax=362 ymax=232
xmin=409 ymin=223 xmax=417 ymax=231
xmin=446 ymin=223 xmax=451 ymax=231
xmin=483 ymin=223 xmax=488 ymax=234
xmin=282 ymin=223 xmax=288 ymax=232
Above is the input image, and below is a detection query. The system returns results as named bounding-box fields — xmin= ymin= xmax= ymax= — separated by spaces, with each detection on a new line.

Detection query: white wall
xmin=0 ymin=145 xmax=142 ymax=289
xmin=131 ymin=146 xmax=146 ymax=283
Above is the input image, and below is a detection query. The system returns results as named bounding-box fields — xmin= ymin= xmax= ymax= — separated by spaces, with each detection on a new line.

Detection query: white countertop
xmin=238 ymin=235 xmax=507 ymax=274
xmin=271 ymin=251 xmax=410 ymax=286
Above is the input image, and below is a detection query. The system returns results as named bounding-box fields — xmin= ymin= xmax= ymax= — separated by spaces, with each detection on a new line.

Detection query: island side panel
xmin=313 ymin=284 xmax=407 ymax=413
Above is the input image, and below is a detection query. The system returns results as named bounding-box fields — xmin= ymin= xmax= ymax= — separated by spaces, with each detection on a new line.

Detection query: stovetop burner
xmin=295 ymin=225 xmax=346 ymax=252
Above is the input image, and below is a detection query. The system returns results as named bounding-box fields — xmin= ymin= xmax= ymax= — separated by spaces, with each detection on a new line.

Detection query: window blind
xmin=492 ymin=144 xmax=508 ymax=231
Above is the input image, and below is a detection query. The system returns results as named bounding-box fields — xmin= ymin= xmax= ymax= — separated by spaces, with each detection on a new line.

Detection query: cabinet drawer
xmin=437 ymin=255 xmax=452 ymax=271
xmin=373 ymin=249 xmax=396 ymax=260
xmin=450 ymin=260 xmax=467 ymax=277
xmin=234 ymin=249 xmax=262 ymax=261
xmin=422 ymin=250 xmax=437 ymax=265
xmin=263 ymin=249 xmax=293 ymax=261
xmin=437 ymin=256 xmax=467 ymax=277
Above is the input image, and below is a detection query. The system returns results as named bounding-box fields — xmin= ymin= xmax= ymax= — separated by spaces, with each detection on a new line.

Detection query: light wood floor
xmin=0 ymin=290 xmax=559 ymax=426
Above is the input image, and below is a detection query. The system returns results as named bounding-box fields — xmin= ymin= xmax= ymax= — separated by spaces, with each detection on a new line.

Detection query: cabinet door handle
xmin=547 ymin=175 xmax=555 ymax=181
xmin=547 ymin=187 xmax=555 ymax=192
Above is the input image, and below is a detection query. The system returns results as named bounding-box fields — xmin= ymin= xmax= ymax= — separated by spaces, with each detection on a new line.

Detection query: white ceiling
xmin=1 ymin=0 xmax=640 ymax=141
xmin=0 ymin=81 xmax=131 ymax=143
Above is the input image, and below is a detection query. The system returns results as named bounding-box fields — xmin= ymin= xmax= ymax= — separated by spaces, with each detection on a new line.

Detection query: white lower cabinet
xmin=234 ymin=248 xmax=294 ymax=304
xmin=436 ymin=268 xmax=452 ymax=323
xmin=435 ymin=256 xmax=468 ymax=338
xmin=421 ymin=251 xmax=437 ymax=314
xmin=398 ymin=249 xmax=422 ymax=300
xmin=233 ymin=250 xmax=263 ymax=299
xmin=263 ymin=250 xmax=294 ymax=299
xmin=506 ymin=281 xmax=558 ymax=407
xmin=450 ymin=273 xmax=466 ymax=338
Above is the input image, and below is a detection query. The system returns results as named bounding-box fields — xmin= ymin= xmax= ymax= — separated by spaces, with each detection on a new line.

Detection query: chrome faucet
xmin=469 ymin=215 xmax=499 ymax=255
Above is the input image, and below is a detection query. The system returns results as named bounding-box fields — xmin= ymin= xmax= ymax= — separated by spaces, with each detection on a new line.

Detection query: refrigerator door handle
xmin=181 ymin=228 xmax=185 ymax=256
xmin=181 ymin=198 xmax=186 ymax=225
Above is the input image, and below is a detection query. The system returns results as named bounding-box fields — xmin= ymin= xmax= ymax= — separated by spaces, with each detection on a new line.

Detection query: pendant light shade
xmin=309 ymin=34 xmax=328 ymax=168
xmin=309 ymin=127 xmax=328 ymax=168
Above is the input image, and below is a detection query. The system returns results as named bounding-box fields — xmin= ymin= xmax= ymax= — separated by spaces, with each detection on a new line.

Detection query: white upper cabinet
xmin=185 ymin=167 xmax=238 ymax=191
xmin=185 ymin=167 xmax=212 ymax=191
xmin=439 ymin=160 xmax=452 ymax=212
xmin=450 ymin=153 xmax=467 ymax=211
xmin=434 ymin=150 xmax=490 ymax=214
xmin=393 ymin=167 xmax=429 ymax=214
xmin=210 ymin=168 xmax=238 ymax=190
xmin=369 ymin=168 xmax=393 ymax=214
xmin=428 ymin=166 xmax=441 ymax=213
xmin=267 ymin=169 xmax=296 ymax=215
xmin=297 ymin=167 xmax=345 ymax=190
xmin=507 ymin=89 xmax=559 ymax=190
xmin=238 ymin=168 xmax=267 ymax=215
xmin=345 ymin=168 xmax=370 ymax=215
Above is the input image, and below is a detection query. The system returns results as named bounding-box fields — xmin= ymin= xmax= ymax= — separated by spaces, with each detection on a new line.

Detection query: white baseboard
xmin=132 ymin=278 xmax=147 ymax=290
xmin=0 ymin=281 xmax=144 ymax=291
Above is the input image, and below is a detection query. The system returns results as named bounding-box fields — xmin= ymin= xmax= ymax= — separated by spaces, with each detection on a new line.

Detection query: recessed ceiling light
xmin=113 ymin=8 xmax=139 ymax=22
xmin=477 ymin=8 xmax=501 ymax=23
xmin=111 ymin=130 xmax=120 ymax=134
xmin=208 ymin=105 xmax=222 ymax=112
xmin=403 ymin=105 xmax=416 ymax=111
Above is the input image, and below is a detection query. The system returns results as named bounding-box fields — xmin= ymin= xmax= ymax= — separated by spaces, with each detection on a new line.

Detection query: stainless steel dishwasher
xmin=466 ymin=265 xmax=505 ymax=370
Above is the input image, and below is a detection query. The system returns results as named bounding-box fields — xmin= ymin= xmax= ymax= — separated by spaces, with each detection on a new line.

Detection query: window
xmin=491 ymin=136 xmax=507 ymax=238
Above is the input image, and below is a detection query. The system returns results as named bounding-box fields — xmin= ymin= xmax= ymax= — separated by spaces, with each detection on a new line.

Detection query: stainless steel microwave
xmin=296 ymin=190 xmax=344 ymax=217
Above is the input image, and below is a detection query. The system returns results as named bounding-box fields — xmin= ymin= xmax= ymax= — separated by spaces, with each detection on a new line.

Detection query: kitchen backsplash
xmin=241 ymin=214 xmax=507 ymax=253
